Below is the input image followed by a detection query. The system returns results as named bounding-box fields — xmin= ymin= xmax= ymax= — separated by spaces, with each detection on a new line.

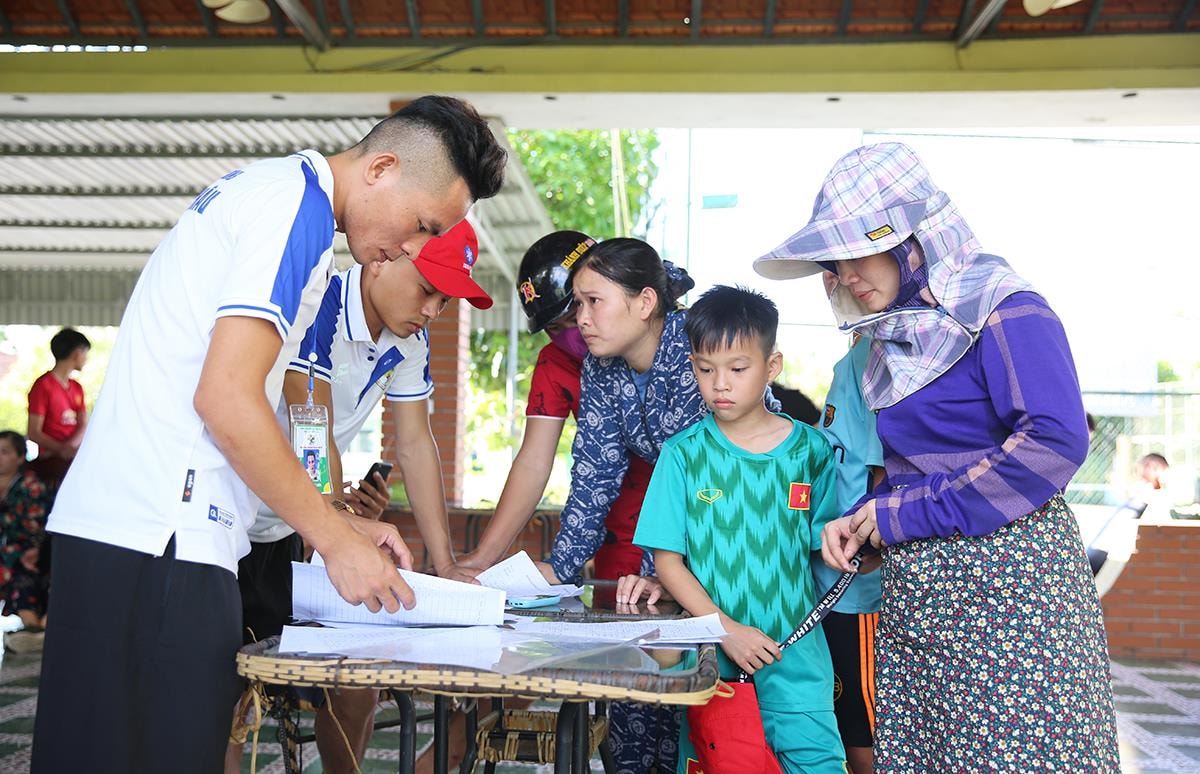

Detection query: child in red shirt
xmin=26 ymin=328 xmax=90 ymax=490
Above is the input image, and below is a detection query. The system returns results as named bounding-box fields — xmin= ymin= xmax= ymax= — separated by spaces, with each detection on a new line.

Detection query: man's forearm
xmin=196 ymin=382 xmax=347 ymax=553
xmin=397 ymin=439 xmax=454 ymax=572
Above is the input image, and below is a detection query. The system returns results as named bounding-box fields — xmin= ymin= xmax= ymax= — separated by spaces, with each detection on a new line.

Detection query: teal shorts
xmin=763 ymin=709 xmax=846 ymax=774
xmin=676 ymin=708 xmax=845 ymax=774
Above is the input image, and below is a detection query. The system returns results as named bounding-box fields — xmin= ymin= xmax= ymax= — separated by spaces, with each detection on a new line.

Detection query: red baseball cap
xmin=412 ymin=219 xmax=493 ymax=310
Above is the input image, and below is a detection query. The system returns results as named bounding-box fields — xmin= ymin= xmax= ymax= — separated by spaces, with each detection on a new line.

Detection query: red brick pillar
xmin=381 ymin=298 xmax=471 ymax=505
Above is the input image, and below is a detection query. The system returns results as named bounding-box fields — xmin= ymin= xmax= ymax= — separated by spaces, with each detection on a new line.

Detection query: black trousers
xmin=31 ymin=534 xmax=243 ymax=774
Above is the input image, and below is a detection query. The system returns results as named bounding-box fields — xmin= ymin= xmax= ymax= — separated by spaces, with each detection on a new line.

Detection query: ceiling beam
xmin=6 ymin=37 xmax=1199 ymax=94
xmin=54 ymin=0 xmax=80 ymax=38
xmin=764 ymin=0 xmax=777 ymax=37
xmin=124 ymin=0 xmax=149 ymax=42
xmin=1082 ymin=0 xmax=1106 ymax=34
xmin=953 ymin=0 xmax=976 ymax=40
xmin=837 ymin=0 xmax=853 ymax=36
xmin=337 ymin=0 xmax=356 ymax=38
xmin=406 ymin=0 xmax=421 ymax=39
xmin=957 ymin=0 xmax=1007 ymax=48
xmin=912 ymin=0 xmax=932 ymax=32
xmin=268 ymin=1 xmax=287 ymax=38
xmin=1174 ymin=0 xmax=1198 ymax=31
xmin=471 ymin=0 xmax=484 ymax=36
xmin=193 ymin=0 xmax=217 ymax=38
xmin=274 ymin=0 xmax=332 ymax=51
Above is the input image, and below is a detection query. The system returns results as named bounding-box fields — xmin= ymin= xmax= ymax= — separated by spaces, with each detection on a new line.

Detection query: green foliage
xmin=1157 ymin=360 xmax=1181 ymax=383
xmin=505 ymin=129 xmax=660 ymax=239
xmin=460 ymin=129 xmax=659 ymax=505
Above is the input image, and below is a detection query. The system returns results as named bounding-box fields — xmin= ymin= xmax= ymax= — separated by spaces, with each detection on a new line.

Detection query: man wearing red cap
xmin=228 ymin=219 xmax=492 ymax=773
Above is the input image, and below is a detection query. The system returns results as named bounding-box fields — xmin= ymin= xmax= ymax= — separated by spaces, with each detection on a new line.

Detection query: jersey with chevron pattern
xmin=636 ymin=413 xmax=840 ymax=713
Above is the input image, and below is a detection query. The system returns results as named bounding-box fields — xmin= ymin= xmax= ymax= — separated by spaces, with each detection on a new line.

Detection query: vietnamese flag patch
xmin=788 ymin=482 xmax=811 ymax=510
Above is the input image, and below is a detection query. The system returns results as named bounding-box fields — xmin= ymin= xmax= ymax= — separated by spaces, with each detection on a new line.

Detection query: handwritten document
xmin=291 ymin=562 xmax=506 ymax=627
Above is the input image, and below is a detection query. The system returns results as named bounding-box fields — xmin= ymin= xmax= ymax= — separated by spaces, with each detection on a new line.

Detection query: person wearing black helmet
xmin=451 ymin=231 xmax=653 ymax=581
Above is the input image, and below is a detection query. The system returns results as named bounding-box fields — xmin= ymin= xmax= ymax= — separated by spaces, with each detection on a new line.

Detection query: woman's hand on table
xmin=342 ymin=473 xmax=390 ymax=521
xmin=615 ymin=574 xmax=668 ymax=605
xmin=719 ymin=619 xmax=781 ymax=676
xmin=438 ymin=560 xmax=482 ymax=584
xmin=821 ymin=499 xmax=884 ymax=573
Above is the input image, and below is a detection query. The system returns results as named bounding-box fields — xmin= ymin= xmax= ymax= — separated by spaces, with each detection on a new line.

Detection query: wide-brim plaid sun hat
xmin=753 ymin=143 xmax=939 ymax=280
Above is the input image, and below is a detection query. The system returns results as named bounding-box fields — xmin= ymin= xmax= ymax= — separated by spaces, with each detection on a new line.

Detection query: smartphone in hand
xmin=361 ymin=461 xmax=393 ymax=495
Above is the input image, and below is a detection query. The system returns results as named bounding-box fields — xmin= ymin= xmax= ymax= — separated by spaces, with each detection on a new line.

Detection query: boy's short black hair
xmin=50 ymin=328 xmax=90 ymax=362
xmin=684 ymin=285 xmax=778 ymax=356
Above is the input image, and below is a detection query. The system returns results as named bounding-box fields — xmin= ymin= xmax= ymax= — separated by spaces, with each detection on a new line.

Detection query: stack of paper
xmin=292 ymin=562 xmax=506 ymax=627
xmin=278 ymin=624 xmax=645 ymax=675
xmin=476 ymin=551 xmax=585 ymax=600
xmin=509 ymin=612 xmax=727 ymax=645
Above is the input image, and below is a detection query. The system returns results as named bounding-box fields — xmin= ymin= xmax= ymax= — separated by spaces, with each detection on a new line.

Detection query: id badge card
xmin=289 ymin=403 xmax=332 ymax=494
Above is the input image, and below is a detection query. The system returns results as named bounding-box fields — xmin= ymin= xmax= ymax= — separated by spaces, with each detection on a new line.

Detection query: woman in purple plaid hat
xmin=755 ymin=142 xmax=1119 ymax=772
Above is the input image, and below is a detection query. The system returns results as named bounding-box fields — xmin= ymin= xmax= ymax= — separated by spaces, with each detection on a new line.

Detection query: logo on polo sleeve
xmin=788 ymin=482 xmax=811 ymax=510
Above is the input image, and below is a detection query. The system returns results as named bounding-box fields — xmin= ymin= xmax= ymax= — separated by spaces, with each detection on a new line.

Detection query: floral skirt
xmin=874 ymin=495 xmax=1120 ymax=772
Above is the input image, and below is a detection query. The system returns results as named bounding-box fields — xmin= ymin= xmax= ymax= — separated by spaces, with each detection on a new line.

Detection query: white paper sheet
xmin=291 ymin=562 xmax=506 ymax=626
xmin=509 ymin=612 xmax=727 ymax=644
xmin=279 ymin=624 xmax=435 ymax=654
xmin=278 ymin=625 xmax=639 ymax=674
xmin=475 ymin=550 xmax=584 ymax=599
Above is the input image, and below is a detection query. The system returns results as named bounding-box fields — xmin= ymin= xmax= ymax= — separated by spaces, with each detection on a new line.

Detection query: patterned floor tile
xmin=0 ymin=651 xmax=1196 ymax=772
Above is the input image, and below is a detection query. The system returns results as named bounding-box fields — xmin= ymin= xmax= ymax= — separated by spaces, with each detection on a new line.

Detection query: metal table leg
xmin=459 ymin=699 xmax=479 ymax=774
xmin=434 ymin=695 xmax=450 ymax=773
xmin=393 ymin=690 xmax=417 ymax=774
xmin=573 ymin=700 xmax=589 ymax=773
xmin=595 ymin=701 xmax=616 ymax=774
xmin=553 ymin=701 xmax=579 ymax=774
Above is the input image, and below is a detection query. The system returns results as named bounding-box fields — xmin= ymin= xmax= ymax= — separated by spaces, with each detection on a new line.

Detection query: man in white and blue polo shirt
xmin=33 ymin=96 xmax=507 ymax=774
xmin=234 ymin=219 xmax=492 ymax=771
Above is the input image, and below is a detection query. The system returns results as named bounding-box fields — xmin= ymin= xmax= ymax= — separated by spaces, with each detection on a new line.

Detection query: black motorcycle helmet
xmin=516 ymin=230 xmax=597 ymax=333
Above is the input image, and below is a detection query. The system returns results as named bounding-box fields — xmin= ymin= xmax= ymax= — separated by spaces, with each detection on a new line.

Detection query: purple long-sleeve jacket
xmin=868 ymin=291 xmax=1089 ymax=545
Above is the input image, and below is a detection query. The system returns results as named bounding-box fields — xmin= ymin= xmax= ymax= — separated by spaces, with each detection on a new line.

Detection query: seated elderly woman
xmin=0 ymin=431 xmax=52 ymax=649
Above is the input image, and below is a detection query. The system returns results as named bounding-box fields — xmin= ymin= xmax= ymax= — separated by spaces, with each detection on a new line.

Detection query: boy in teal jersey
xmin=634 ymin=285 xmax=847 ymax=773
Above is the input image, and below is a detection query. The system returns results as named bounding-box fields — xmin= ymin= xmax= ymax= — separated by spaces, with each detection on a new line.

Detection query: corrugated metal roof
xmin=0 ymin=113 xmax=553 ymax=328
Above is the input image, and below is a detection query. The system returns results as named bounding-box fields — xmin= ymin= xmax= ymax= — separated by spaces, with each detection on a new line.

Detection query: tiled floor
xmin=0 ymin=649 xmax=1196 ymax=772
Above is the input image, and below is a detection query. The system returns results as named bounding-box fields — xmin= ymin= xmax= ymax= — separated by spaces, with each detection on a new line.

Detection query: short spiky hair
xmin=685 ymin=285 xmax=778 ymax=356
xmin=359 ymin=95 xmax=507 ymax=201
